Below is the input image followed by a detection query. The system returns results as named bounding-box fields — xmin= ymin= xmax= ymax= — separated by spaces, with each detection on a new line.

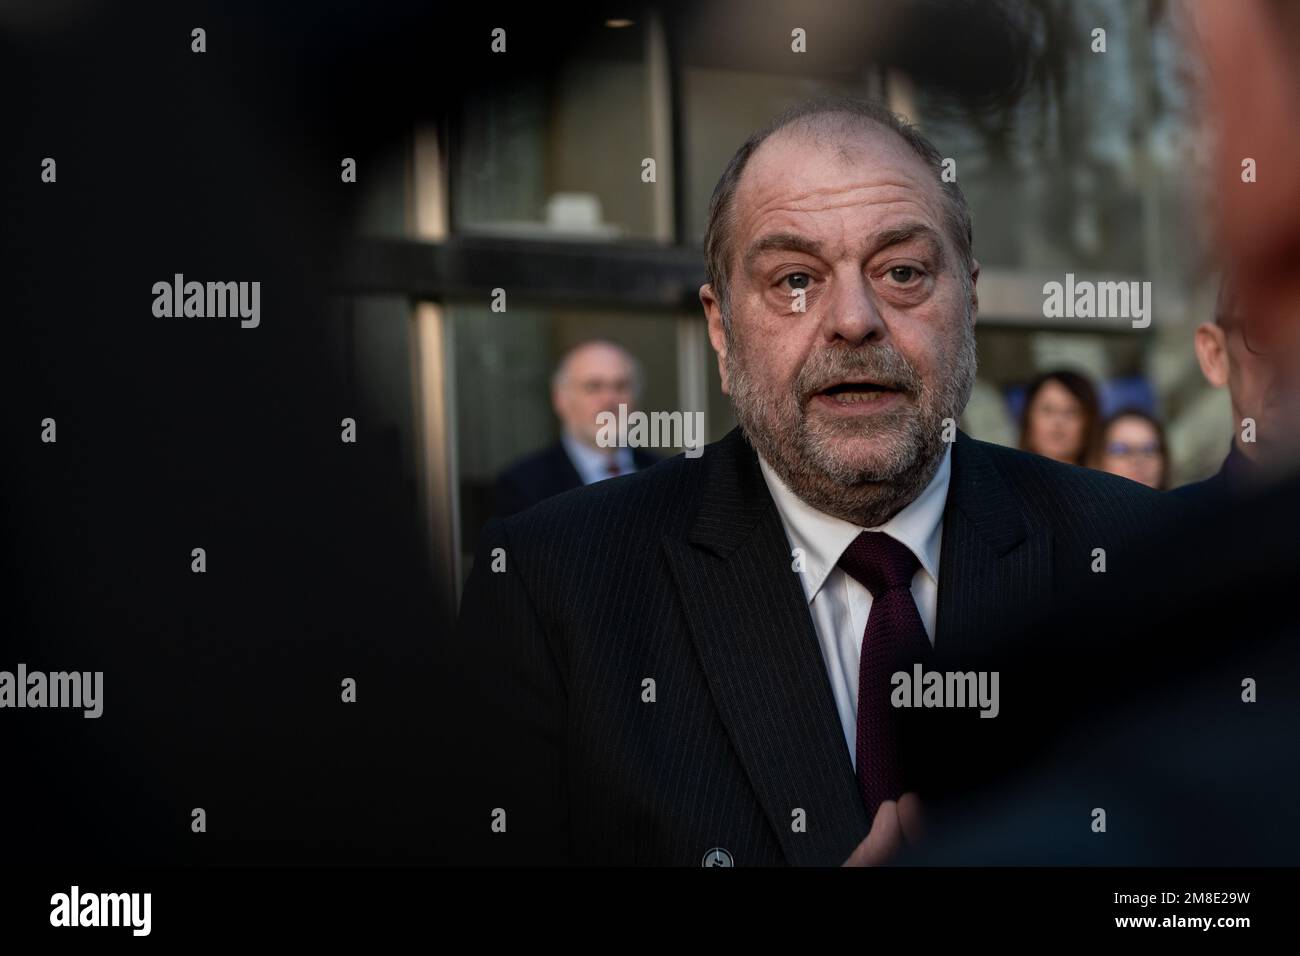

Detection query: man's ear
xmin=700 ymin=283 xmax=732 ymax=395
xmin=968 ymin=258 xmax=981 ymax=326
xmin=1194 ymin=322 xmax=1230 ymax=389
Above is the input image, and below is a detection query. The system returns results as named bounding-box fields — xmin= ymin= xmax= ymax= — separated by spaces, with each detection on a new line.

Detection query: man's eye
xmin=887 ymin=266 xmax=921 ymax=283
xmin=781 ymin=272 xmax=812 ymax=290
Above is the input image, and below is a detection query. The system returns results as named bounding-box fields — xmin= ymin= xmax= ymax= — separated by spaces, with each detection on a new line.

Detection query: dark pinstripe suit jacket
xmin=455 ymin=426 xmax=1181 ymax=866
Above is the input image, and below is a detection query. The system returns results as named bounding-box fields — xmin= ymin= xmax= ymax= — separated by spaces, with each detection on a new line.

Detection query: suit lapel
xmin=935 ymin=432 xmax=1053 ymax=660
xmin=662 ymin=429 xmax=869 ymax=866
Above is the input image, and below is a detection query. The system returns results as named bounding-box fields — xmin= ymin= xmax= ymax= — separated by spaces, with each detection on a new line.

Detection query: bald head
xmin=695 ymin=97 xmax=979 ymax=529
xmin=703 ymin=97 xmax=973 ymax=330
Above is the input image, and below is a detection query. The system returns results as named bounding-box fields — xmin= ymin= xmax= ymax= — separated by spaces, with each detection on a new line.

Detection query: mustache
xmin=795 ymin=345 xmax=923 ymax=399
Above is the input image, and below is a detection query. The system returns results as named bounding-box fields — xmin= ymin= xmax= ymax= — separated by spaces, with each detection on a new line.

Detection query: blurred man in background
xmin=493 ymin=339 xmax=660 ymax=516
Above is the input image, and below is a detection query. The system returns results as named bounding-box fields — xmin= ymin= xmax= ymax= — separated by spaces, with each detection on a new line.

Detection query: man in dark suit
xmin=493 ymin=339 xmax=660 ymax=516
xmin=455 ymin=96 xmax=1180 ymax=866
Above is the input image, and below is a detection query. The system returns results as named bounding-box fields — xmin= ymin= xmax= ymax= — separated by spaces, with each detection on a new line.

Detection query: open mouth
xmin=815 ymin=380 xmax=903 ymax=405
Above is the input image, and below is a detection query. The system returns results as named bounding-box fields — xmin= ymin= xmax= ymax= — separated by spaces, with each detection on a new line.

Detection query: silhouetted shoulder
xmin=1170 ymin=472 xmax=1223 ymax=509
xmin=961 ymin=436 xmax=1186 ymax=529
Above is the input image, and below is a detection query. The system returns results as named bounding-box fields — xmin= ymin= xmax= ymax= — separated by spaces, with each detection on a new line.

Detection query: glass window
xmin=451 ymin=26 xmax=659 ymax=240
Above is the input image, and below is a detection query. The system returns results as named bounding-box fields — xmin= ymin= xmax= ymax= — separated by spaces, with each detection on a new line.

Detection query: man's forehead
xmin=734 ymin=123 xmax=943 ymax=231
xmin=567 ymin=345 xmax=631 ymax=376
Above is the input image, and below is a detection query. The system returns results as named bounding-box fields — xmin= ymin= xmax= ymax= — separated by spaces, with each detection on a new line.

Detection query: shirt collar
xmin=757 ymin=443 xmax=952 ymax=604
xmin=562 ymin=431 xmax=634 ymax=484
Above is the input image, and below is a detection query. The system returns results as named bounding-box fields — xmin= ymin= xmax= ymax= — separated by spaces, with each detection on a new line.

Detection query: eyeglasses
xmin=1104 ymin=441 xmax=1161 ymax=459
xmin=576 ymin=379 xmax=634 ymax=395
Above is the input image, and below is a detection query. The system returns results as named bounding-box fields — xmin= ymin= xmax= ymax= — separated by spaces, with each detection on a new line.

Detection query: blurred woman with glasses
xmin=1098 ymin=408 xmax=1169 ymax=490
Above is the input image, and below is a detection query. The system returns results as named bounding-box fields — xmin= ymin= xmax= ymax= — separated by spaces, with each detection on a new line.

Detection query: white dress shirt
xmin=562 ymin=432 xmax=636 ymax=485
xmin=757 ymin=445 xmax=952 ymax=770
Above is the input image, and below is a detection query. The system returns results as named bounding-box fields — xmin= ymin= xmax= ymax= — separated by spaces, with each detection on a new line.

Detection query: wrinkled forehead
xmin=732 ymin=121 xmax=947 ymax=246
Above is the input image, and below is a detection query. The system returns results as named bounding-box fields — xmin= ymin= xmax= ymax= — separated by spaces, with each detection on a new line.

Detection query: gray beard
xmin=725 ymin=321 xmax=976 ymax=527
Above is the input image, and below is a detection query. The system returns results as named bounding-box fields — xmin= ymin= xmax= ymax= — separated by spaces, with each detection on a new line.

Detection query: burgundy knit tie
xmin=838 ymin=531 xmax=931 ymax=820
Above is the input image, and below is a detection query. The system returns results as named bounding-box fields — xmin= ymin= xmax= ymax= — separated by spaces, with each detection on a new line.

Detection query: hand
xmin=841 ymin=792 xmax=924 ymax=866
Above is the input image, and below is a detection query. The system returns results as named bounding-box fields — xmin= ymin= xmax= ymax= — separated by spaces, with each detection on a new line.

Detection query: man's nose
xmin=821 ymin=271 xmax=886 ymax=344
